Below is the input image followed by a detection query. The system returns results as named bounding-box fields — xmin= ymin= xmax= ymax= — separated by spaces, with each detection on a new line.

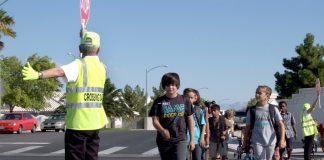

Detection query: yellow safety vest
xmin=65 ymin=56 xmax=108 ymax=130
xmin=301 ymin=109 xmax=318 ymax=137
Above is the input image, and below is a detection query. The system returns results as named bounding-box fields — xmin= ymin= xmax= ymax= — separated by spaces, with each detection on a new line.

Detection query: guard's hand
xmin=80 ymin=27 xmax=87 ymax=38
xmin=22 ymin=62 xmax=39 ymax=80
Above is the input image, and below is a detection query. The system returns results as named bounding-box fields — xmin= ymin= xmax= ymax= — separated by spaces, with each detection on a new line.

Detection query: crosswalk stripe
xmin=142 ymin=147 xmax=159 ymax=155
xmin=98 ymin=146 xmax=127 ymax=155
xmin=50 ymin=149 xmax=65 ymax=154
xmin=2 ymin=146 xmax=43 ymax=154
xmin=0 ymin=142 xmax=49 ymax=145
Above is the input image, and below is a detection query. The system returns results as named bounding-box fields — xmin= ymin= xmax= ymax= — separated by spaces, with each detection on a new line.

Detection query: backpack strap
xmin=194 ymin=105 xmax=202 ymax=127
xmin=269 ymin=104 xmax=276 ymax=126
xmin=248 ymin=106 xmax=257 ymax=130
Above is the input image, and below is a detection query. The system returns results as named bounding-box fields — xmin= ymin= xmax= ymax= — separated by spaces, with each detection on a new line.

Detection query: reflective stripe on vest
xmin=66 ymin=87 xmax=104 ymax=93
xmin=66 ymin=102 xmax=102 ymax=108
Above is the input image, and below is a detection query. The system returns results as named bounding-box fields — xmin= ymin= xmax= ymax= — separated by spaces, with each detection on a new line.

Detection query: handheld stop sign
xmin=316 ymin=78 xmax=321 ymax=108
xmin=80 ymin=0 xmax=91 ymax=29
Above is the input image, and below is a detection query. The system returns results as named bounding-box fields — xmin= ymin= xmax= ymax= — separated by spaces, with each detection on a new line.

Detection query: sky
xmin=1 ymin=0 xmax=324 ymax=107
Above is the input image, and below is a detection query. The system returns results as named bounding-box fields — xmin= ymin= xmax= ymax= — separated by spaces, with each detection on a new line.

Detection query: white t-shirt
xmin=61 ymin=60 xmax=79 ymax=82
xmin=246 ymin=104 xmax=282 ymax=146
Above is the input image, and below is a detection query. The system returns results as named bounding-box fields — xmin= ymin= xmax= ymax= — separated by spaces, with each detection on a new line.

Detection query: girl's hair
xmin=256 ymin=85 xmax=272 ymax=98
xmin=161 ymin=72 xmax=180 ymax=89
xmin=183 ymin=88 xmax=201 ymax=106
xmin=193 ymin=89 xmax=203 ymax=106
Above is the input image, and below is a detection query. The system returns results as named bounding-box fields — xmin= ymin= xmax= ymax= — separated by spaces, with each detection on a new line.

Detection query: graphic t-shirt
xmin=149 ymin=94 xmax=193 ymax=143
xmin=246 ymin=104 xmax=282 ymax=146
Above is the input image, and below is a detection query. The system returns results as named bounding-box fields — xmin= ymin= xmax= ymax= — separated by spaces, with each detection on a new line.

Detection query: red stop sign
xmin=80 ymin=0 xmax=91 ymax=29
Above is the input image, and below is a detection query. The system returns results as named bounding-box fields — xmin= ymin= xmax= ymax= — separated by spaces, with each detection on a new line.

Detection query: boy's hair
xmin=256 ymin=85 xmax=272 ymax=98
xmin=278 ymin=101 xmax=287 ymax=107
xmin=161 ymin=72 xmax=180 ymax=89
xmin=210 ymin=103 xmax=220 ymax=112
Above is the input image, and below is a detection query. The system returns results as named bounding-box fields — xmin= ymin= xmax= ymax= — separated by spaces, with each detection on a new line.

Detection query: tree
xmin=147 ymin=85 xmax=165 ymax=110
xmin=274 ymin=33 xmax=324 ymax=98
xmin=246 ymin=98 xmax=257 ymax=108
xmin=0 ymin=54 xmax=61 ymax=112
xmin=0 ymin=9 xmax=16 ymax=50
xmin=237 ymin=98 xmax=257 ymax=112
xmin=102 ymin=79 xmax=135 ymax=123
xmin=122 ymin=85 xmax=146 ymax=116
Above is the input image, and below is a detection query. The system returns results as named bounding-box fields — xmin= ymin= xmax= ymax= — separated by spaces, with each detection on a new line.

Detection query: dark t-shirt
xmin=149 ymin=94 xmax=193 ymax=143
xmin=209 ymin=116 xmax=225 ymax=143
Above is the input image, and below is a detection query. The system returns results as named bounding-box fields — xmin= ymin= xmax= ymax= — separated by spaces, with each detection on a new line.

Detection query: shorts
xmin=209 ymin=141 xmax=227 ymax=158
xmin=285 ymin=137 xmax=293 ymax=150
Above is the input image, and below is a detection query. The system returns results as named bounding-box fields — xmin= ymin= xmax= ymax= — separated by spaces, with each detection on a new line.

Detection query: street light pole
xmin=197 ymin=87 xmax=208 ymax=91
xmin=67 ymin=52 xmax=76 ymax=60
xmin=145 ymin=65 xmax=168 ymax=117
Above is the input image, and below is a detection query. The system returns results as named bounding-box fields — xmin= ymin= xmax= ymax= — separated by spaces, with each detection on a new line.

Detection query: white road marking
xmin=98 ymin=146 xmax=127 ymax=155
xmin=2 ymin=146 xmax=43 ymax=154
xmin=0 ymin=142 xmax=49 ymax=145
xmin=142 ymin=147 xmax=159 ymax=155
xmin=50 ymin=149 xmax=65 ymax=154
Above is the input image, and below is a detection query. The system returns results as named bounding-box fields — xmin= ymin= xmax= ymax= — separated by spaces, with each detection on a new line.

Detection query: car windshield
xmin=48 ymin=114 xmax=65 ymax=120
xmin=4 ymin=114 xmax=22 ymax=120
xmin=234 ymin=111 xmax=247 ymax=123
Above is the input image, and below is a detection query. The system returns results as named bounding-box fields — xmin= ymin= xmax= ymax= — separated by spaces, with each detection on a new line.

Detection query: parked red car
xmin=0 ymin=112 xmax=37 ymax=134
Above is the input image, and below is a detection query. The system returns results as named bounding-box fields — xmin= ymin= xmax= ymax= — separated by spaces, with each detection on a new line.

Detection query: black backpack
xmin=247 ymin=104 xmax=280 ymax=144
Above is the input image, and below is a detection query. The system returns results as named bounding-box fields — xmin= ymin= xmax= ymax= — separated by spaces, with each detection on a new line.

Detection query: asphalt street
xmin=0 ymin=130 xmax=323 ymax=160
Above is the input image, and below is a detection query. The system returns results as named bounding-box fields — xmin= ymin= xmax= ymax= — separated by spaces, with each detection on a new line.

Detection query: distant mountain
xmin=219 ymin=101 xmax=248 ymax=111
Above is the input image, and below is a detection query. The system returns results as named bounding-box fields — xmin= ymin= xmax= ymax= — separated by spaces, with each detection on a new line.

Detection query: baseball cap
xmin=80 ymin=31 xmax=100 ymax=47
xmin=303 ymin=103 xmax=311 ymax=110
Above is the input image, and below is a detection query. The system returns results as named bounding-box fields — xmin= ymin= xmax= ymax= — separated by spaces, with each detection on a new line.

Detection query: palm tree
xmin=0 ymin=9 xmax=16 ymax=50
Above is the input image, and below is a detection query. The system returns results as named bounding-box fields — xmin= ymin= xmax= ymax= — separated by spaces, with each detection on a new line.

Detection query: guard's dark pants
xmin=304 ymin=135 xmax=315 ymax=160
xmin=65 ymin=129 xmax=100 ymax=160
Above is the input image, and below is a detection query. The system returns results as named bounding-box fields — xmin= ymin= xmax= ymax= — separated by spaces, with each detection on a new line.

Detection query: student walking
xmin=278 ymin=101 xmax=297 ymax=160
xmin=183 ymin=88 xmax=206 ymax=160
xmin=243 ymin=85 xmax=286 ymax=160
xmin=22 ymin=28 xmax=108 ymax=160
xmin=208 ymin=103 xmax=228 ymax=160
xmin=149 ymin=72 xmax=195 ymax=160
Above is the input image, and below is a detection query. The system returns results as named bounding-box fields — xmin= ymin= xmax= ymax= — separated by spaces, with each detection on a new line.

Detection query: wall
xmin=277 ymin=87 xmax=324 ymax=141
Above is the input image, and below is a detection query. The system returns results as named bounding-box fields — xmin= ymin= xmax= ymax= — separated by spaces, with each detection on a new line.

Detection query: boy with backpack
xmin=209 ymin=103 xmax=229 ymax=160
xmin=242 ymin=85 xmax=286 ymax=160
